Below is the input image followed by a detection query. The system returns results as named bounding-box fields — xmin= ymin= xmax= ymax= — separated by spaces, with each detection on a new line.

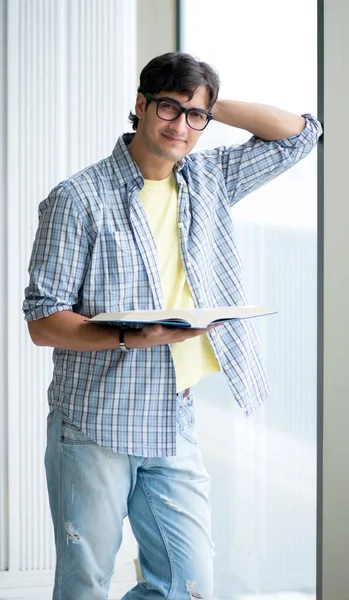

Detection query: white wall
xmin=136 ymin=0 xmax=176 ymax=74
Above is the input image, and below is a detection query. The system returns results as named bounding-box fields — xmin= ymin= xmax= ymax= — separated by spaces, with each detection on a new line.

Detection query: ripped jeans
xmin=45 ymin=391 xmax=214 ymax=600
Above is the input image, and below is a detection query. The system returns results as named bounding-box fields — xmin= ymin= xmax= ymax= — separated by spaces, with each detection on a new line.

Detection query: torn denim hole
xmin=65 ymin=521 xmax=82 ymax=544
xmin=160 ymin=495 xmax=181 ymax=512
xmin=186 ymin=580 xmax=204 ymax=599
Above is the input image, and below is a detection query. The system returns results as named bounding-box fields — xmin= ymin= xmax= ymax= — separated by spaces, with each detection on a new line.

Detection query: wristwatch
xmin=119 ymin=329 xmax=129 ymax=353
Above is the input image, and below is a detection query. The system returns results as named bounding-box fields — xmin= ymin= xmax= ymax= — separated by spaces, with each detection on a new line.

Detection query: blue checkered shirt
xmin=23 ymin=114 xmax=322 ymax=457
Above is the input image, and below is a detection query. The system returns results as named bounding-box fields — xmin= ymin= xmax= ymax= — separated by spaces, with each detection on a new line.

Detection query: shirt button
xmin=198 ymin=297 xmax=204 ymax=303
xmin=186 ymin=261 xmax=192 ymax=267
xmin=211 ymin=330 xmax=217 ymax=336
xmin=178 ymin=222 xmax=183 ymax=228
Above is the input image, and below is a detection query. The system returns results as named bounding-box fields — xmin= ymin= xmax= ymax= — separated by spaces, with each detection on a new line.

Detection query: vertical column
xmin=320 ymin=1 xmax=349 ymax=599
xmin=0 ymin=0 xmax=8 ymax=572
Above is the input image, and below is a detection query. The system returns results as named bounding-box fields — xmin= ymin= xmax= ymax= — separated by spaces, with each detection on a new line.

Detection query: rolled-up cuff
xmin=23 ymin=303 xmax=72 ymax=322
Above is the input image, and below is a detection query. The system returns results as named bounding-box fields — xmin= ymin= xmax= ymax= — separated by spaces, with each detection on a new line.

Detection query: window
xmin=180 ymin=1 xmax=318 ymax=597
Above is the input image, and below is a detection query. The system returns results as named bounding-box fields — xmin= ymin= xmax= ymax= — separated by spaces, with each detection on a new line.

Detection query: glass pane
xmin=180 ymin=1 xmax=317 ymax=598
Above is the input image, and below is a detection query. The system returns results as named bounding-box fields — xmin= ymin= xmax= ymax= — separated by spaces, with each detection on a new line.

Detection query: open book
xmin=88 ymin=306 xmax=275 ymax=329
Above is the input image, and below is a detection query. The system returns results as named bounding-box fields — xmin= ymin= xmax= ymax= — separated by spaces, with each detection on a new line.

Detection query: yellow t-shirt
xmin=138 ymin=173 xmax=220 ymax=392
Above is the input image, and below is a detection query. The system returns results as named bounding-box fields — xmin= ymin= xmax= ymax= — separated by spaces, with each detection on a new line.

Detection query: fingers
xmin=189 ymin=327 xmax=210 ymax=336
xmin=141 ymin=323 xmax=217 ymax=348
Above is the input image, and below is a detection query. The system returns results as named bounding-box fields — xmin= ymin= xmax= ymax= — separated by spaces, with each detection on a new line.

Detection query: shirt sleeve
xmin=23 ymin=183 xmax=90 ymax=322
xmin=210 ymin=113 xmax=322 ymax=207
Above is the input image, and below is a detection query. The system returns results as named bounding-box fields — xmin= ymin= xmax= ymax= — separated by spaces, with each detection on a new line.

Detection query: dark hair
xmin=128 ymin=52 xmax=220 ymax=131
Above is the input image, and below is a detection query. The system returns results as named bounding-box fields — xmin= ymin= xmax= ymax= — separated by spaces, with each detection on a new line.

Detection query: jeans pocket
xmin=61 ymin=416 xmax=96 ymax=445
xmin=176 ymin=396 xmax=198 ymax=445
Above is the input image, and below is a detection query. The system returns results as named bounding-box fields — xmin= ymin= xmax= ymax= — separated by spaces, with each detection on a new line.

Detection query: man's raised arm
xmin=212 ymin=99 xmax=306 ymax=140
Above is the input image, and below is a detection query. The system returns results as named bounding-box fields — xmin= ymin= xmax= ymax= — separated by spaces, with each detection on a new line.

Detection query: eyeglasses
xmin=145 ymin=93 xmax=213 ymax=131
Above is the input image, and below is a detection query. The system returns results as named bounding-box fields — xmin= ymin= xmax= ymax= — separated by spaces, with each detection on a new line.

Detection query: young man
xmin=23 ymin=52 xmax=322 ymax=599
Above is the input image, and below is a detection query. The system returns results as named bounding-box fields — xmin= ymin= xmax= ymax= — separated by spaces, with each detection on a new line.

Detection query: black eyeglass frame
xmin=144 ymin=93 xmax=213 ymax=131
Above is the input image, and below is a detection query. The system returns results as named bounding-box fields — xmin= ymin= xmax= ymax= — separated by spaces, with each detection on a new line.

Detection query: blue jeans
xmin=45 ymin=391 xmax=214 ymax=599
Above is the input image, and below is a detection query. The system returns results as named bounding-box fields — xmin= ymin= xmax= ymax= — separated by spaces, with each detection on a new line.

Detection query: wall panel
xmin=1 ymin=0 xmax=137 ymax=594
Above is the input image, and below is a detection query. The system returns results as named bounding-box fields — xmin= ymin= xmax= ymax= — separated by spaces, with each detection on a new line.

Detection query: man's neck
xmin=127 ymin=135 xmax=175 ymax=181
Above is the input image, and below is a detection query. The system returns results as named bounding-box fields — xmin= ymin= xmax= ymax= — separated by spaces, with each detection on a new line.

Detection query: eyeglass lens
xmin=157 ymin=100 xmax=208 ymax=130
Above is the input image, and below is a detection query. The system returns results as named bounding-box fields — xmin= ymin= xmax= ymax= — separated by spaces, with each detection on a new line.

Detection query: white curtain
xmin=0 ymin=0 xmax=137 ymax=597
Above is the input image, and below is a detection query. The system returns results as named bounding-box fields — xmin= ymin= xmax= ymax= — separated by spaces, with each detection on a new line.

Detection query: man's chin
xmin=156 ymin=147 xmax=187 ymax=162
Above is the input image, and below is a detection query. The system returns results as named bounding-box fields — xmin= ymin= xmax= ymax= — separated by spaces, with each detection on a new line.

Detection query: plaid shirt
xmin=23 ymin=114 xmax=322 ymax=457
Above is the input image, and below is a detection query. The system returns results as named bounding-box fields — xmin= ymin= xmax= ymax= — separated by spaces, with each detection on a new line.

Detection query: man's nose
xmin=168 ymin=112 xmax=188 ymax=134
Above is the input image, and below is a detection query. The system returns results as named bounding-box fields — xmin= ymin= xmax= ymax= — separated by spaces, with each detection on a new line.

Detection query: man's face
xmin=135 ymin=86 xmax=210 ymax=162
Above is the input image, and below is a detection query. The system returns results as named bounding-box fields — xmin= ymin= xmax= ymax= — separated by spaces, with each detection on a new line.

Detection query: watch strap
xmin=119 ymin=329 xmax=129 ymax=352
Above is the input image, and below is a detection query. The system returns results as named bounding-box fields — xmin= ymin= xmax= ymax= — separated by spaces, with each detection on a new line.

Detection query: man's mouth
xmin=162 ymin=133 xmax=186 ymax=144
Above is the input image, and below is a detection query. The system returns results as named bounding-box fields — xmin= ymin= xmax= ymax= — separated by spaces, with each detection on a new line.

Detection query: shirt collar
xmin=111 ymin=133 xmax=186 ymax=188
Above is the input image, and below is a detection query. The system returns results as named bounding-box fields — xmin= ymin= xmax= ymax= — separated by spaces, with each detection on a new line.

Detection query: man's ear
xmin=134 ymin=93 xmax=147 ymax=120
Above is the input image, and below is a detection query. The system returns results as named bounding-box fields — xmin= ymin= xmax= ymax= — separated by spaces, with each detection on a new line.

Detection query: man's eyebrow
xmin=158 ymin=96 xmax=208 ymax=112
xmin=157 ymin=96 xmax=183 ymax=106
